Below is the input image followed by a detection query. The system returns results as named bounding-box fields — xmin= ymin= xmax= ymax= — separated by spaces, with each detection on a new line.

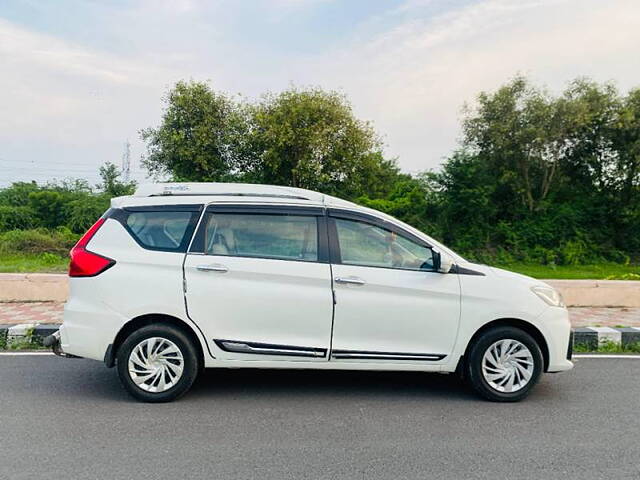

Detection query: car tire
xmin=116 ymin=324 xmax=200 ymax=403
xmin=465 ymin=326 xmax=543 ymax=402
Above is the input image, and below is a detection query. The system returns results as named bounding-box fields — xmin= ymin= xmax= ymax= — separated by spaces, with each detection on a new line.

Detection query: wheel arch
xmin=106 ymin=313 xmax=206 ymax=369
xmin=457 ymin=318 xmax=550 ymax=374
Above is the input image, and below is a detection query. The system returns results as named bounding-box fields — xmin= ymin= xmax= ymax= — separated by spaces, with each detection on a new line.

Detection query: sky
xmin=1 ymin=0 xmax=640 ymax=188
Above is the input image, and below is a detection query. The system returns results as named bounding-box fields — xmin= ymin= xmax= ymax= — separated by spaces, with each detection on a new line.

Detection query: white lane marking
xmin=0 ymin=352 xmax=54 ymax=356
xmin=574 ymin=354 xmax=640 ymax=359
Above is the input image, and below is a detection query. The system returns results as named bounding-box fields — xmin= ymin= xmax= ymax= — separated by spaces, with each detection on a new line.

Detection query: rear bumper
xmin=43 ymin=330 xmax=81 ymax=358
xmin=60 ymin=301 xmax=122 ymax=362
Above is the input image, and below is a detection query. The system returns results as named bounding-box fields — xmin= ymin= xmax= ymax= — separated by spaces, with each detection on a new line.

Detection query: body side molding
xmin=331 ymin=349 xmax=446 ymax=361
xmin=215 ymin=340 xmax=327 ymax=358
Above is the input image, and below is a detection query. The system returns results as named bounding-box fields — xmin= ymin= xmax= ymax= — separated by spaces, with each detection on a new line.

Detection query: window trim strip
xmin=206 ymin=204 xmax=324 ymax=216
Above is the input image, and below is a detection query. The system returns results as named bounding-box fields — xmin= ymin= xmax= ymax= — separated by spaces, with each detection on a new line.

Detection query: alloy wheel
xmin=127 ymin=337 xmax=184 ymax=393
xmin=481 ymin=339 xmax=534 ymax=393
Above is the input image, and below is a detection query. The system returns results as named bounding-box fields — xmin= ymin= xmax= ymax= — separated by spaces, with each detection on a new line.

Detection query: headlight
xmin=531 ymin=286 xmax=565 ymax=307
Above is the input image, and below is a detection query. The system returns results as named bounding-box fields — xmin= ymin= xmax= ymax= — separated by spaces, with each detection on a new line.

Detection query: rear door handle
xmin=196 ymin=264 xmax=228 ymax=273
xmin=334 ymin=276 xmax=366 ymax=286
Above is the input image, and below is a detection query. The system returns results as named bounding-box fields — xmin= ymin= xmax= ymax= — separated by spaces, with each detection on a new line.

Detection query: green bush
xmin=65 ymin=195 xmax=109 ymax=233
xmin=28 ymin=191 xmax=67 ymax=228
xmin=0 ymin=206 xmax=38 ymax=231
xmin=0 ymin=181 xmax=40 ymax=207
xmin=605 ymin=273 xmax=640 ymax=280
xmin=559 ymin=238 xmax=591 ymax=265
xmin=0 ymin=228 xmax=80 ymax=256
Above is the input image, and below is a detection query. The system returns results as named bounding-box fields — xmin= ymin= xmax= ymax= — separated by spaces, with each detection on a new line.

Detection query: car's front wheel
xmin=116 ymin=324 xmax=199 ymax=403
xmin=465 ymin=326 xmax=543 ymax=402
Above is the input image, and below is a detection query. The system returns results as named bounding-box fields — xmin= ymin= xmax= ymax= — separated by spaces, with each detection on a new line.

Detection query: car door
xmin=183 ymin=205 xmax=334 ymax=361
xmin=328 ymin=209 xmax=461 ymax=363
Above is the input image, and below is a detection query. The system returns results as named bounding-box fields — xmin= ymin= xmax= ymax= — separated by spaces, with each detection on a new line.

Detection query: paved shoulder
xmin=2 ymin=302 xmax=640 ymax=328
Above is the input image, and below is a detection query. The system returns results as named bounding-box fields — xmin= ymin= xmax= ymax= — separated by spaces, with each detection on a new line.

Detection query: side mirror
xmin=432 ymin=249 xmax=454 ymax=273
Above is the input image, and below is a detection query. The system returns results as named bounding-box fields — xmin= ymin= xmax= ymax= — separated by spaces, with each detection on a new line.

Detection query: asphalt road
xmin=0 ymin=355 xmax=638 ymax=480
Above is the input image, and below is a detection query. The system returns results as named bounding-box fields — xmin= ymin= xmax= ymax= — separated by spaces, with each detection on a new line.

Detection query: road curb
xmin=0 ymin=323 xmax=59 ymax=348
xmin=572 ymin=327 xmax=640 ymax=349
xmin=1 ymin=324 xmax=640 ymax=351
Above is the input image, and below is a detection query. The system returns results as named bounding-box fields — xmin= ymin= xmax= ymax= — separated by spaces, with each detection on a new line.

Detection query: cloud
xmin=301 ymin=0 xmax=640 ymax=171
xmin=2 ymin=0 xmax=640 ymax=186
xmin=0 ymin=18 xmax=176 ymax=132
xmin=0 ymin=17 xmax=182 ymax=184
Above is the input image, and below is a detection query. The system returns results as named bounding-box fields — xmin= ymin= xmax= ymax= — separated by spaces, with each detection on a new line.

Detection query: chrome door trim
xmin=331 ymin=350 xmax=446 ymax=361
xmin=215 ymin=340 xmax=327 ymax=358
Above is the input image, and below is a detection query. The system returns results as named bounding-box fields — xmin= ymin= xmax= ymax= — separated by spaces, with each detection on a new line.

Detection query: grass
xmin=574 ymin=340 xmax=640 ymax=354
xmin=0 ymin=327 xmax=47 ymax=351
xmin=4 ymin=338 xmax=45 ymax=351
xmin=0 ymin=252 xmax=68 ymax=273
xmin=0 ymin=250 xmax=638 ymax=280
xmin=493 ymin=262 xmax=640 ymax=280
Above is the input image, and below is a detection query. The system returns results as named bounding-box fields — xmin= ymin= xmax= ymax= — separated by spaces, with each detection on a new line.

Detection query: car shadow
xmin=19 ymin=356 xmax=560 ymax=404
xmin=10 ymin=356 xmax=480 ymax=403
xmin=188 ymin=367 xmax=478 ymax=402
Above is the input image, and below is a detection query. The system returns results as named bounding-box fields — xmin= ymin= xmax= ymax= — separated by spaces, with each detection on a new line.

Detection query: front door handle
xmin=196 ymin=263 xmax=228 ymax=273
xmin=334 ymin=276 xmax=366 ymax=286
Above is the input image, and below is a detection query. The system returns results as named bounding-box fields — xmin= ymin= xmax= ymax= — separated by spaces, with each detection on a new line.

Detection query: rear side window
xmin=196 ymin=212 xmax=319 ymax=262
xmin=109 ymin=206 xmax=201 ymax=252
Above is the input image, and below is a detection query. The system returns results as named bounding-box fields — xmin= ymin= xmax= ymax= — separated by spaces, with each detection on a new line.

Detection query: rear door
xmin=328 ymin=210 xmax=461 ymax=363
xmin=184 ymin=205 xmax=334 ymax=361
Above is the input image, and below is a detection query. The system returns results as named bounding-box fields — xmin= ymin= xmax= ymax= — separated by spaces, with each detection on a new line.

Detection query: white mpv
xmin=47 ymin=183 xmax=573 ymax=402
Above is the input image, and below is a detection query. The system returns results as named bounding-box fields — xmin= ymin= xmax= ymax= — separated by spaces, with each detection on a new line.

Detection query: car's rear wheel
xmin=465 ymin=326 xmax=543 ymax=402
xmin=116 ymin=324 xmax=199 ymax=403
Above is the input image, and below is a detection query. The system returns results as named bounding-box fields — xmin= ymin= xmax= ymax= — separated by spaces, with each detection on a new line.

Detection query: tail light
xmin=69 ymin=218 xmax=115 ymax=277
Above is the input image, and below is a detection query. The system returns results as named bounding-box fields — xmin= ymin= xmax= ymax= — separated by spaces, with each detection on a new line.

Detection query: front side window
xmin=201 ymin=213 xmax=318 ymax=262
xmin=334 ymin=218 xmax=433 ymax=271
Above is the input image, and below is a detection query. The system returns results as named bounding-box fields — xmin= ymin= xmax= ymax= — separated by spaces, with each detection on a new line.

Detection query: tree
xmin=558 ymin=79 xmax=621 ymax=193
xmin=611 ymin=87 xmax=640 ymax=203
xmin=141 ymin=80 xmax=250 ymax=182
xmin=140 ymin=82 xmax=401 ymax=200
xmin=248 ymin=87 xmax=391 ymax=196
xmin=134 ymin=76 xmax=640 ymax=264
xmin=463 ymin=76 xmax=565 ymax=212
xmin=97 ymin=162 xmax=136 ymax=197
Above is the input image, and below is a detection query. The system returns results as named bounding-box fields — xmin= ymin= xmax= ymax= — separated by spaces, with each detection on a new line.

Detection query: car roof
xmin=110 ymin=182 xmax=359 ymax=209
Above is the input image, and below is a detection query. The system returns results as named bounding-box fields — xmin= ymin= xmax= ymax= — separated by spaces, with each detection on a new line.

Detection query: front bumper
xmin=537 ymin=307 xmax=574 ymax=372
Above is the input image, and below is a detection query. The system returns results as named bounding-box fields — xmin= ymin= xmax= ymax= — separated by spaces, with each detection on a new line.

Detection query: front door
xmin=328 ymin=211 xmax=460 ymax=363
xmin=184 ymin=205 xmax=334 ymax=361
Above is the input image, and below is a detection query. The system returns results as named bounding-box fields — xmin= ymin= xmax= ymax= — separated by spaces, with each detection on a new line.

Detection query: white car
xmin=47 ymin=182 xmax=573 ymax=402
